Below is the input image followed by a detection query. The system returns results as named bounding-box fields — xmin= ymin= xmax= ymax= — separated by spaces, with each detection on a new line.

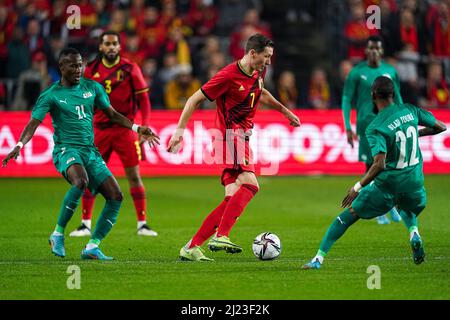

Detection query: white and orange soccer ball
xmin=252 ymin=232 xmax=281 ymax=260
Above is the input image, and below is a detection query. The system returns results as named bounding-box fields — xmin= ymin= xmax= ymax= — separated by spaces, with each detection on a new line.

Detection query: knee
xmin=112 ymin=190 xmax=124 ymax=202
xmin=225 ymin=182 xmax=240 ymax=197
xmin=129 ymin=176 xmax=141 ymax=187
xmin=73 ymin=178 xmax=89 ymax=191
xmin=126 ymin=167 xmax=142 ymax=186
xmin=105 ymin=187 xmax=124 ymax=202
xmin=237 ymin=173 xmax=259 ymax=189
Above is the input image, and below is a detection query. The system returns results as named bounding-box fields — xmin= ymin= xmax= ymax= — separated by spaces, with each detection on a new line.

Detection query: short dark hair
xmin=58 ymin=47 xmax=81 ymax=61
xmin=372 ymin=76 xmax=394 ymax=99
xmin=367 ymin=35 xmax=383 ymax=45
xmin=245 ymin=33 xmax=274 ymax=53
xmin=99 ymin=30 xmax=121 ymax=44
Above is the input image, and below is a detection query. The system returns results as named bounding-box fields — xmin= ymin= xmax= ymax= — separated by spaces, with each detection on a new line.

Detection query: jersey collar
xmin=58 ymin=78 xmax=82 ymax=89
xmin=379 ymin=102 xmax=396 ymax=114
xmin=237 ymin=60 xmax=254 ymax=78
xmin=102 ymin=56 xmax=120 ymax=68
xmin=366 ymin=60 xmax=383 ymax=68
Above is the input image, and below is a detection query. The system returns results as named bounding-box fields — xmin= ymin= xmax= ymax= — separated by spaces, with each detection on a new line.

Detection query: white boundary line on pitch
xmin=0 ymin=256 xmax=450 ymax=265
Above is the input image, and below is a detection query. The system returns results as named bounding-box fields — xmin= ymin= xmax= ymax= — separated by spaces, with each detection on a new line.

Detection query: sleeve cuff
xmin=371 ymin=148 xmax=386 ymax=157
xmin=31 ymin=115 xmax=44 ymax=122
xmin=200 ymin=88 xmax=213 ymax=102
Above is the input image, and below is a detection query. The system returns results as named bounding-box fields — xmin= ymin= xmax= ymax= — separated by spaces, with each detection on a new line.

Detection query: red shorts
xmin=94 ymin=126 xmax=141 ymax=168
xmin=213 ymin=136 xmax=255 ymax=186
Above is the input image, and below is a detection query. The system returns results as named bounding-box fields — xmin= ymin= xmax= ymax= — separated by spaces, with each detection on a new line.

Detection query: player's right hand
xmin=346 ymin=129 xmax=356 ymax=148
xmin=287 ymin=112 xmax=301 ymax=127
xmin=341 ymin=187 xmax=358 ymax=208
xmin=2 ymin=146 xmax=21 ymax=168
xmin=138 ymin=126 xmax=160 ymax=148
xmin=167 ymin=132 xmax=184 ymax=154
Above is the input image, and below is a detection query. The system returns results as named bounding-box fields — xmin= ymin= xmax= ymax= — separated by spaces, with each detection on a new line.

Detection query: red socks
xmin=189 ymin=196 xmax=231 ymax=248
xmin=189 ymin=183 xmax=259 ymax=248
xmin=82 ymin=186 xmax=147 ymax=222
xmin=81 ymin=189 xmax=95 ymax=220
xmin=217 ymin=184 xmax=259 ymax=237
xmin=130 ymin=186 xmax=147 ymax=222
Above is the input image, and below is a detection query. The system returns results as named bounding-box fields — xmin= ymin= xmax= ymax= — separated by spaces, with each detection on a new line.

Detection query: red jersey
xmin=85 ymin=56 xmax=148 ymax=127
xmin=201 ymin=61 xmax=266 ymax=136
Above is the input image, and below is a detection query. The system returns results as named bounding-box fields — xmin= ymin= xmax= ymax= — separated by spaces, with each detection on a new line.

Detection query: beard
xmin=103 ymin=51 xmax=118 ymax=62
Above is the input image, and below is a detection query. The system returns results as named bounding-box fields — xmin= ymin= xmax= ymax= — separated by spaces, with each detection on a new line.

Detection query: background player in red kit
xmin=168 ymin=34 xmax=301 ymax=261
xmin=70 ymin=31 xmax=157 ymax=237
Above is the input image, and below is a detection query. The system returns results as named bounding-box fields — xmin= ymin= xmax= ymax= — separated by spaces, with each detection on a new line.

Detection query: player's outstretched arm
xmin=260 ymin=88 xmax=300 ymax=127
xmin=341 ymin=73 xmax=357 ymax=148
xmin=342 ymin=153 xmax=385 ymax=208
xmin=167 ymin=89 xmax=207 ymax=153
xmin=102 ymin=106 xmax=160 ymax=148
xmin=419 ymin=120 xmax=447 ymax=137
xmin=2 ymin=118 xmax=41 ymax=167
xmin=136 ymin=91 xmax=151 ymax=144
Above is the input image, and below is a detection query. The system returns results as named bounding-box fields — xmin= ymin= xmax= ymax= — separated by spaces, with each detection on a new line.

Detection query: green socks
xmin=55 ymin=185 xmax=84 ymax=233
xmin=399 ymin=209 xmax=418 ymax=230
xmin=399 ymin=210 xmax=420 ymax=240
xmin=318 ymin=209 xmax=359 ymax=255
xmin=91 ymin=199 xmax=122 ymax=244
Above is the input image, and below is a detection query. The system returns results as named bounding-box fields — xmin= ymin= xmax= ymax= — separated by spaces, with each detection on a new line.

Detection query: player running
xmin=342 ymin=35 xmax=403 ymax=225
xmin=303 ymin=76 xmax=446 ymax=269
xmin=2 ymin=48 xmax=159 ymax=260
xmin=69 ymin=31 xmax=157 ymax=237
xmin=168 ymin=34 xmax=300 ymax=261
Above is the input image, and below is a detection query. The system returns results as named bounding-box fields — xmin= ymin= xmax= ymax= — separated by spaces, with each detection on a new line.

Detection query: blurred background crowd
xmin=0 ymin=0 xmax=449 ymax=111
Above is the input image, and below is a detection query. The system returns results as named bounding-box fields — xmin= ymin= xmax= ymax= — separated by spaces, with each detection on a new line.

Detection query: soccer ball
xmin=252 ymin=232 xmax=281 ymax=260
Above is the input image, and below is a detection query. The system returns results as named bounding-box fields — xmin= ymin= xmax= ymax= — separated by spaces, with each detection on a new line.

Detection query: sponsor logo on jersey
xmin=59 ymin=98 xmax=67 ymax=104
xmin=239 ymin=85 xmax=245 ymax=91
xmin=83 ymin=92 xmax=93 ymax=98
xmin=93 ymin=72 xmax=100 ymax=78
xmin=361 ymin=75 xmax=367 ymax=81
xmin=66 ymin=157 xmax=76 ymax=164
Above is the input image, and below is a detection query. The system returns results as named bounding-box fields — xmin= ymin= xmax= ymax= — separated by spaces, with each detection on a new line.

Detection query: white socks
xmin=184 ymin=239 xmax=193 ymax=250
xmin=409 ymin=227 xmax=420 ymax=241
xmin=137 ymin=221 xmax=147 ymax=229
xmin=312 ymin=255 xmax=324 ymax=264
xmin=85 ymin=243 xmax=98 ymax=250
xmin=82 ymin=219 xmax=91 ymax=229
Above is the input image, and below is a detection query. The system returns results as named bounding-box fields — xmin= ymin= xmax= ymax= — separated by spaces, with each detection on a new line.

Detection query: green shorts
xmin=352 ymin=182 xmax=427 ymax=219
xmin=53 ymin=146 xmax=112 ymax=195
xmin=358 ymin=133 xmax=373 ymax=164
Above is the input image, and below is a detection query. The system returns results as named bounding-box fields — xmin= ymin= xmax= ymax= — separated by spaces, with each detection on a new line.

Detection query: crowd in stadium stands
xmin=325 ymin=0 xmax=450 ymax=110
xmin=0 ymin=0 xmax=449 ymax=111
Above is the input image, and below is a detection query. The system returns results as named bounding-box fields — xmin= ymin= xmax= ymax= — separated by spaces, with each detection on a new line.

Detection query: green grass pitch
xmin=0 ymin=175 xmax=449 ymax=300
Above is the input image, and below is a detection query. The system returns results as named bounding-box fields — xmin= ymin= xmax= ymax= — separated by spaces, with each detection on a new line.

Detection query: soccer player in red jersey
xmin=168 ymin=34 xmax=301 ymax=261
xmin=70 ymin=31 xmax=157 ymax=237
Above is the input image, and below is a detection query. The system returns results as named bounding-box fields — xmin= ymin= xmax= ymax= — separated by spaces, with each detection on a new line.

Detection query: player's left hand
xmin=286 ymin=112 xmax=301 ymax=127
xmin=2 ymin=146 xmax=21 ymax=168
xmin=167 ymin=132 xmax=183 ymax=154
xmin=138 ymin=126 xmax=160 ymax=148
xmin=341 ymin=188 xmax=359 ymax=208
